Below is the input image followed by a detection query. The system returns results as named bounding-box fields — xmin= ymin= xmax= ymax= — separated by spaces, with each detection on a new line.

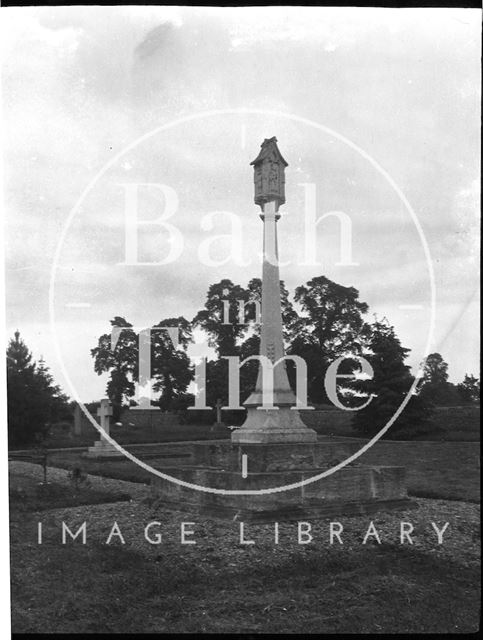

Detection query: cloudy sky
xmin=2 ymin=6 xmax=480 ymax=403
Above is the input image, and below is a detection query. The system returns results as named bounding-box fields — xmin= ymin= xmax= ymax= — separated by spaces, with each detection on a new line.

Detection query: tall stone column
xmin=232 ymin=138 xmax=317 ymax=444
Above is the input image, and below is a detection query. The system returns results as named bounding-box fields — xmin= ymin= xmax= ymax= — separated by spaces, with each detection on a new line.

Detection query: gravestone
xmin=85 ymin=398 xmax=123 ymax=458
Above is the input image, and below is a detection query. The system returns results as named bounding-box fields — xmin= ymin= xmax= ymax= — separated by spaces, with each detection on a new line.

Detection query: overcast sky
xmin=2 ymin=6 xmax=480 ymax=403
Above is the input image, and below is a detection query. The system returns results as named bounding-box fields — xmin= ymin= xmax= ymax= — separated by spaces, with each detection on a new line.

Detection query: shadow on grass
xmin=11 ymin=533 xmax=480 ymax=634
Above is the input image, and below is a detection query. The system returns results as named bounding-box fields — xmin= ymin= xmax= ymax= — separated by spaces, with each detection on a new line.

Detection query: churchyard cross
xmin=85 ymin=398 xmax=122 ymax=458
xmin=97 ymin=398 xmax=113 ymax=439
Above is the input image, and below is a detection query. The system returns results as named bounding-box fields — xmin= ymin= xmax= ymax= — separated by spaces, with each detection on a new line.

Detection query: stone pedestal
xmin=149 ymin=439 xmax=416 ymax=522
xmin=231 ymin=407 xmax=317 ymax=444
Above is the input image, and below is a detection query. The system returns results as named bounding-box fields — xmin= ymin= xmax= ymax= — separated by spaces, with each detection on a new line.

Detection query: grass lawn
xmin=8 ymin=409 xmax=480 ymax=633
xmin=302 ymin=405 xmax=481 ymax=442
xmin=359 ymin=441 xmax=480 ymax=503
xmin=11 ymin=536 xmax=480 ymax=633
xmin=9 ymin=472 xmax=131 ymax=511
xmin=46 ymin=451 xmax=159 ymax=485
xmin=27 ymin=423 xmax=231 ymax=450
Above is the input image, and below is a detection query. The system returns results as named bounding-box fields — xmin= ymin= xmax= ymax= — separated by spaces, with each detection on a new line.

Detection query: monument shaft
xmin=232 ymin=138 xmax=317 ymax=444
xmin=247 ymin=199 xmax=296 ymax=405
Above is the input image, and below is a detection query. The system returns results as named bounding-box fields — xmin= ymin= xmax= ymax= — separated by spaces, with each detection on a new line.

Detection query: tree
xmin=244 ymin=277 xmax=300 ymax=343
xmin=91 ymin=316 xmax=194 ymax=416
xmin=289 ymin=276 xmax=371 ymax=405
xmin=421 ymin=353 xmax=448 ymax=385
xmin=238 ymin=278 xmax=300 ymax=400
xmin=36 ymin=358 xmax=71 ymax=423
xmin=198 ymin=345 xmax=257 ymax=421
xmin=193 ymin=279 xmax=250 ymax=356
xmin=457 ymin=374 xmax=480 ymax=404
xmin=151 ymin=317 xmax=194 ymax=411
xmin=193 ymin=275 xmax=373 ymax=409
xmin=6 ymin=331 xmax=70 ymax=447
xmin=419 ymin=352 xmax=461 ymax=406
xmin=352 ymin=319 xmax=433 ymax=439
xmin=91 ymin=317 xmax=138 ymax=420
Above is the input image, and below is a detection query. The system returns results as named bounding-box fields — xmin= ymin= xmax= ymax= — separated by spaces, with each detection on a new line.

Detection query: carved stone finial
xmin=250 ymin=137 xmax=288 ymax=208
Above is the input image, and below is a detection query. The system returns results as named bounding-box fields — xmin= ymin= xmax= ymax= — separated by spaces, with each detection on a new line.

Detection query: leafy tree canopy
xmin=351 ymin=319 xmax=433 ymax=439
xmin=456 ymin=374 xmax=480 ymax=404
xmin=91 ymin=317 xmax=193 ymax=416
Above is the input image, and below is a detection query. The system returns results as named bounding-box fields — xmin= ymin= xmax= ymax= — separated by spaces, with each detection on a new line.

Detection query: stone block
xmin=191 ymin=440 xmax=361 ymax=471
xmin=149 ymin=461 xmax=415 ymax=521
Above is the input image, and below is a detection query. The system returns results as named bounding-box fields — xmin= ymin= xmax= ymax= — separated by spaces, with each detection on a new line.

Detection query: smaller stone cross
xmin=97 ymin=399 xmax=113 ymax=438
xmin=85 ymin=398 xmax=121 ymax=458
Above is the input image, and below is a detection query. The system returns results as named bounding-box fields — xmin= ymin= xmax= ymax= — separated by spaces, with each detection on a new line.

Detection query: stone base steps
xmin=150 ymin=457 xmax=413 ymax=521
xmin=147 ymin=439 xmax=414 ymax=521
xmin=191 ymin=440 xmax=362 ymax=471
xmin=84 ymin=440 xmax=124 ymax=459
